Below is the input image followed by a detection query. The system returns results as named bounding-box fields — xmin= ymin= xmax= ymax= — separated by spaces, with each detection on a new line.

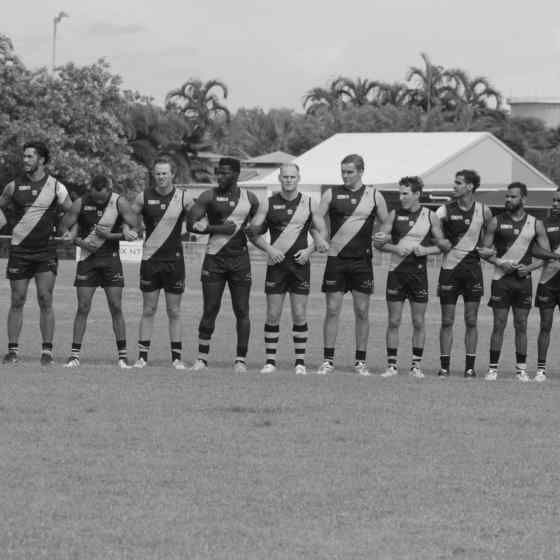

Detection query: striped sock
xmin=537 ymin=359 xmax=546 ymax=372
xmin=8 ymin=342 xmax=18 ymax=355
xmin=71 ymin=342 xmax=81 ymax=359
xmin=198 ymin=327 xmax=212 ymax=363
xmin=138 ymin=340 xmax=150 ymax=361
xmin=116 ymin=340 xmax=127 ymax=361
xmin=264 ymin=324 xmax=280 ymax=365
xmin=412 ymin=347 xmax=423 ymax=369
xmin=387 ymin=347 xmax=397 ymax=367
xmin=171 ymin=341 xmax=182 ymax=362
xmin=293 ymin=323 xmax=308 ymax=366
xmin=323 ymin=347 xmax=335 ymax=364
xmin=42 ymin=342 xmax=53 ymax=356
xmin=465 ymin=354 xmax=476 ymax=371
xmin=440 ymin=355 xmax=450 ymax=371
xmin=489 ymin=349 xmax=500 ymax=370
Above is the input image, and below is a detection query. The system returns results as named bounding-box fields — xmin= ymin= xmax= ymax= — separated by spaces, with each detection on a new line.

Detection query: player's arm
xmin=56 ymin=182 xmax=73 ymax=213
xmin=415 ymin=211 xmax=445 ymax=257
xmin=532 ymin=219 xmax=557 ymax=260
xmin=115 ymin=196 xmax=139 ymax=241
xmin=317 ymin=188 xmax=332 ymax=238
xmin=479 ymin=217 xmax=515 ymax=274
xmin=373 ymin=189 xmax=389 ymax=225
xmin=373 ymin=210 xmax=403 ymax=255
xmin=0 ymin=182 xmax=15 ymax=229
xmin=60 ymin=197 xmax=82 ymax=239
xmin=309 ymin=197 xmax=329 ymax=253
xmin=245 ymin=194 xmax=269 ymax=239
xmin=433 ymin=205 xmax=452 ymax=252
xmin=188 ymin=191 xmax=236 ymax=235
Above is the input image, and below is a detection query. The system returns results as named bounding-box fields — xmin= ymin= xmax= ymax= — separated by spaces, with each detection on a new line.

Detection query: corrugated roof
xmin=246 ymin=151 xmax=295 ymax=165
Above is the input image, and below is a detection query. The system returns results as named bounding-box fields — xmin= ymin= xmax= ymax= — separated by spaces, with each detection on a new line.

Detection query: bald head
xmin=278 ymin=163 xmax=300 ymax=195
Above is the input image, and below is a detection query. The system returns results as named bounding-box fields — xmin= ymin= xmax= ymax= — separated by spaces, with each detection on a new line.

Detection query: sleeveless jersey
xmin=539 ymin=215 xmax=560 ymax=285
xmin=266 ymin=192 xmax=312 ymax=258
xmin=389 ymin=207 xmax=433 ymax=272
xmin=78 ymin=192 xmax=122 ymax=259
xmin=437 ymin=201 xmax=484 ymax=269
xmin=205 ymin=187 xmax=258 ymax=257
xmin=493 ymin=212 xmax=536 ymax=280
xmin=142 ymin=187 xmax=189 ymax=262
xmin=9 ymin=175 xmax=68 ymax=253
xmin=328 ymin=185 xmax=378 ymax=258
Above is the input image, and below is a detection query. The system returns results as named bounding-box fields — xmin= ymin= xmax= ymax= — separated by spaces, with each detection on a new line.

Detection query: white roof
xmin=241 ymin=132 xmax=556 ymax=191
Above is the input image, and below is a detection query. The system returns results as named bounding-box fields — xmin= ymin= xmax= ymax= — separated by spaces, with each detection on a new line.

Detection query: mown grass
xmin=1 ymin=259 xmax=560 ymax=559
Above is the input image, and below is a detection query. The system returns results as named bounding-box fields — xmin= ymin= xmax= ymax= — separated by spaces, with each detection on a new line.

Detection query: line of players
xmin=2 ymin=141 xmax=560 ymax=381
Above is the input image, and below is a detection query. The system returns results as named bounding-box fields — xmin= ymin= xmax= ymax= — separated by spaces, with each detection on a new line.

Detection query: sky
xmin=4 ymin=0 xmax=560 ymax=111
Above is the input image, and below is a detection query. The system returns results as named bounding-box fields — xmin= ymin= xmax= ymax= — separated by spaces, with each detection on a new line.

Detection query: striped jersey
xmin=8 ymin=174 xmax=68 ymax=254
xmin=437 ymin=201 xmax=485 ymax=269
xmin=204 ymin=186 xmax=259 ymax=257
xmin=390 ymin=207 xmax=433 ymax=272
xmin=493 ymin=212 xmax=536 ymax=279
xmin=265 ymin=192 xmax=312 ymax=258
xmin=539 ymin=215 xmax=560 ymax=285
xmin=141 ymin=186 xmax=190 ymax=262
xmin=328 ymin=185 xmax=379 ymax=258
xmin=78 ymin=192 xmax=122 ymax=259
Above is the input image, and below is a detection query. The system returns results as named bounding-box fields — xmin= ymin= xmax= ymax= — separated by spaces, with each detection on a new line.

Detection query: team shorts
xmin=386 ymin=268 xmax=428 ymax=303
xmin=140 ymin=258 xmax=185 ymax=294
xmin=321 ymin=256 xmax=373 ymax=294
xmin=201 ymin=252 xmax=251 ymax=286
xmin=488 ymin=275 xmax=532 ymax=309
xmin=265 ymin=259 xmax=310 ymax=295
xmin=74 ymin=254 xmax=124 ymax=288
xmin=6 ymin=250 xmax=58 ymax=280
xmin=535 ymin=281 xmax=560 ymax=309
xmin=438 ymin=264 xmax=484 ymax=304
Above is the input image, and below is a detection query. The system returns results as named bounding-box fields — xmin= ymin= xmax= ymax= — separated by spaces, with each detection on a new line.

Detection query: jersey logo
xmin=547 ymin=227 xmax=559 ymax=232
xmin=336 ymin=194 xmax=349 ymax=200
xmin=18 ymin=185 xmax=31 ymax=191
xmin=147 ymin=200 xmax=159 ymax=205
xmin=84 ymin=205 xmax=96 ymax=211
xmin=350 ymin=198 xmax=357 ymax=205
xmin=216 ymin=196 xmax=228 ymax=202
xmin=273 ymin=205 xmax=285 ymax=210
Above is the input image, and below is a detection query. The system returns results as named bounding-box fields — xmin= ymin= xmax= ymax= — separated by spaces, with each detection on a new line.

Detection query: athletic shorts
xmin=74 ymin=254 xmax=124 ymax=288
xmin=321 ymin=256 xmax=373 ymax=294
xmin=535 ymin=281 xmax=560 ymax=309
xmin=438 ymin=264 xmax=484 ymax=304
xmin=265 ymin=258 xmax=310 ymax=295
xmin=386 ymin=268 xmax=428 ymax=303
xmin=201 ymin=252 xmax=251 ymax=286
xmin=6 ymin=250 xmax=58 ymax=280
xmin=488 ymin=275 xmax=532 ymax=309
xmin=140 ymin=258 xmax=185 ymax=294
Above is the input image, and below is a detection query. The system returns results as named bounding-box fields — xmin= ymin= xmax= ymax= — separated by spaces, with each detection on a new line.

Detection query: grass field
xmin=2 ymin=256 xmax=560 ymax=559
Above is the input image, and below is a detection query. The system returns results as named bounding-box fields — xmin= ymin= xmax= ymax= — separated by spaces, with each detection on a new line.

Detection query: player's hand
xmin=314 ymin=237 xmax=329 ymax=253
xmin=516 ymin=264 xmax=531 ymax=278
xmin=373 ymin=231 xmax=389 ymax=249
xmin=122 ymin=225 xmax=138 ymax=241
xmin=413 ymin=246 xmax=428 ymax=257
xmin=80 ymin=240 xmax=98 ymax=253
xmin=477 ymin=246 xmax=496 ymax=259
xmin=94 ymin=225 xmax=111 ymax=239
xmin=396 ymin=246 xmax=412 ymax=257
xmin=293 ymin=248 xmax=311 ymax=265
xmin=220 ymin=220 xmax=237 ymax=235
xmin=267 ymin=247 xmax=285 ymax=264
xmin=192 ymin=219 xmax=209 ymax=233
xmin=61 ymin=230 xmax=74 ymax=242
xmin=438 ymin=239 xmax=452 ymax=253
xmin=498 ymin=259 xmax=516 ymax=274
xmin=244 ymin=223 xmax=263 ymax=237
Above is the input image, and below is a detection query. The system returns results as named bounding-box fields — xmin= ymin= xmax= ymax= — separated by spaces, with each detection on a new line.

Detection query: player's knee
xmin=37 ymin=291 xmax=53 ymax=310
xmin=10 ymin=292 xmax=26 ymax=309
xmin=441 ymin=316 xmax=454 ymax=329
xmin=142 ymin=303 xmax=158 ymax=318
xmin=539 ymin=320 xmax=553 ymax=334
xmin=513 ymin=317 xmax=528 ymax=332
xmin=166 ymin=305 xmax=181 ymax=321
xmin=77 ymin=300 xmax=92 ymax=315
xmin=411 ymin=315 xmax=425 ymax=330
xmin=388 ymin=316 xmax=401 ymax=330
xmin=493 ymin=317 xmax=507 ymax=332
xmin=233 ymin=303 xmax=250 ymax=320
xmin=292 ymin=308 xmax=306 ymax=324
xmin=107 ymin=301 xmax=122 ymax=317
xmin=354 ymin=305 xmax=369 ymax=322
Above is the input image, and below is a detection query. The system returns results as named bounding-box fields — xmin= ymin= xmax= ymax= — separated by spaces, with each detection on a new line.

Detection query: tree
xmin=441 ymin=68 xmax=502 ymax=113
xmin=406 ymin=52 xmax=447 ymax=112
xmin=336 ymin=77 xmax=380 ymax=107
xmin=302 ymin=78 xmax=347 ymax=116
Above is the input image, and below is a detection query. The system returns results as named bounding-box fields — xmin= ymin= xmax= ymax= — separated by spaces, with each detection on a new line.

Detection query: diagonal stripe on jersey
xmin=493 ymin=215 xmax=536 ymax=280
xmin=269 ymin=194 xmax=310 ymax=263
xmin=390 ymin=207 xmax=432 ymax=270
xmin=442 ymin=202 xmax=484 ymax=270
xmin=79 ymin=193 xmax=120 ymax=261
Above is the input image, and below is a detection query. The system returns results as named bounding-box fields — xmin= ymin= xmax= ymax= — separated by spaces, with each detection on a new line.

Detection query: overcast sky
xmin=5 ymin=0 xmax=560 ymax=111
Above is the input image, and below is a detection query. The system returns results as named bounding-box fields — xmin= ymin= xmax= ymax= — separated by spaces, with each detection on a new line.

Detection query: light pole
xmin=52 ymin=11 xmax=69 ymax=72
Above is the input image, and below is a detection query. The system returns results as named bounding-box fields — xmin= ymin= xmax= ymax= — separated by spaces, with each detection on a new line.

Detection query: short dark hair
xmin=399 ymin=176 xmax=424 ymax=194
xmin=341 ymin=154 xmax=364 ymax=172
xmin=508 ymin=181 xmax=528 ymax=197
xmin=23 ymin=141 xmax=49 ymax=164
xmin=91 ymin=174 xmax=110 ymax=191
xmin=218 ymin=157 xmax=241 ymax=174
xmin=456 ymin=169 xmax=480 ymax=191
xmin=153 ymin=154 xmax=177 ymax=175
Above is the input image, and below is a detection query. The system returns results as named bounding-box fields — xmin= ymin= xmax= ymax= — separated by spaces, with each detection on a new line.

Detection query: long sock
xmin=236 ymin=345 xmax=248 ymax=362
xmin=355 ymin=349 xmax=366 ymax=364
xmin=387 ymin=347 xmax=397 ymax=367
xmin=489 ymin=349 xmax=500 ymax=370
xmin=537 ymin=359 xmax=546 ymax=373
xmin=198 ymin=326 xmax=212 ymax=363
xmin=323 ymin=347 xmax=334 ymax=364
xmin=293 ymin=323 xmax=308 ymax=366
xmin=171 ymin=341 xmax=182 ymax=362
xmin=465 ymin=354 xmax=476 ymax=371
xmin=412 ymin=347 xmax=423 ymax=369
xmin=71 ymin=342 xmax=81 ymax=360
xmin=42 ymin=342 xmax=53 ymax=356
xmin=516 ymin=352 xmax=527 ymax=372
xmin=116 ymin=340 xmax=127 ymax=361
xmin=440 ymin=355 xmax=450 ymax=371
xmin=264 ymin=323 xmax=279 ymax=365
xmin=8 ymin=342 xmax=19 ymax=355
xmin=138 ymin=340 xmax=150 ymax=361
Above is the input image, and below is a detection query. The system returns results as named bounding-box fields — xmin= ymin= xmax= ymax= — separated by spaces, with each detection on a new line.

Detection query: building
xmin=509 ymin=97 xmax=560 ymax=128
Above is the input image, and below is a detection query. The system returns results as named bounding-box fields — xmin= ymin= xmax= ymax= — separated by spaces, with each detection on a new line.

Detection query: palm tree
xmin=406 ymin=52 xmax=446 ymax=112
xmin=375 ymin=82 xmax=412 ymax=107
xmin=302 ymin=78 xmax=347 ymax=115
xmin=442 ymin=68 xmax=503 ymax=111
xmin=165 ymin=78 xmax=230 ymax=128
xmin=336 ymin=77 xmax=380 ymax=106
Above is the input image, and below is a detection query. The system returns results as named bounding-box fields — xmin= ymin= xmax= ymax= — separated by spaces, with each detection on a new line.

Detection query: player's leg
xmin=463 ymin=301 xmax=480 ymax=376
xmin=4 ymin=276 xmax=30 ymax=363
xmin=351 ymin=290 xmax=371 ymax=375
xmin=439 ymin=304 xmax=456 ymax=376
xmin=229 ymin=278 xmax=251 ymax=372
xmin=164 ymin=290 xmax=185 ymax=369
xmin=487 ymin=307 xmax=509 ymax=379
xmin=383 ymin=299 xmax=404 ymax=377
xmin=35 ymin=267 xmax=57 ymax=365
xmin=512 ymin=305 xmax=531 ymax=381
xmin=65 ymin=285 xmax=96 ymax=367
xmin=104 ymin=285 xmax=131 ymax=368
xmin=261 ymin=292 xmax=285 ymax=373
xmin=536 ymin=306 xmax=554 ymax=381
xmin=410 ymin=300 xmax=428 ymax=378
xmin=136 ymin=289 xmax=160 ymax=366
xmin=320 ymin=291 xmax=344 ymax=374
xmin=290 ymin=292 xmax=309 ymax=374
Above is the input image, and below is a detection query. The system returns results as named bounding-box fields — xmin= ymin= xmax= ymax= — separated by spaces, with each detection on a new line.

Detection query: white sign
xmin=75 ymin=240 xmax=144 ymax=262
